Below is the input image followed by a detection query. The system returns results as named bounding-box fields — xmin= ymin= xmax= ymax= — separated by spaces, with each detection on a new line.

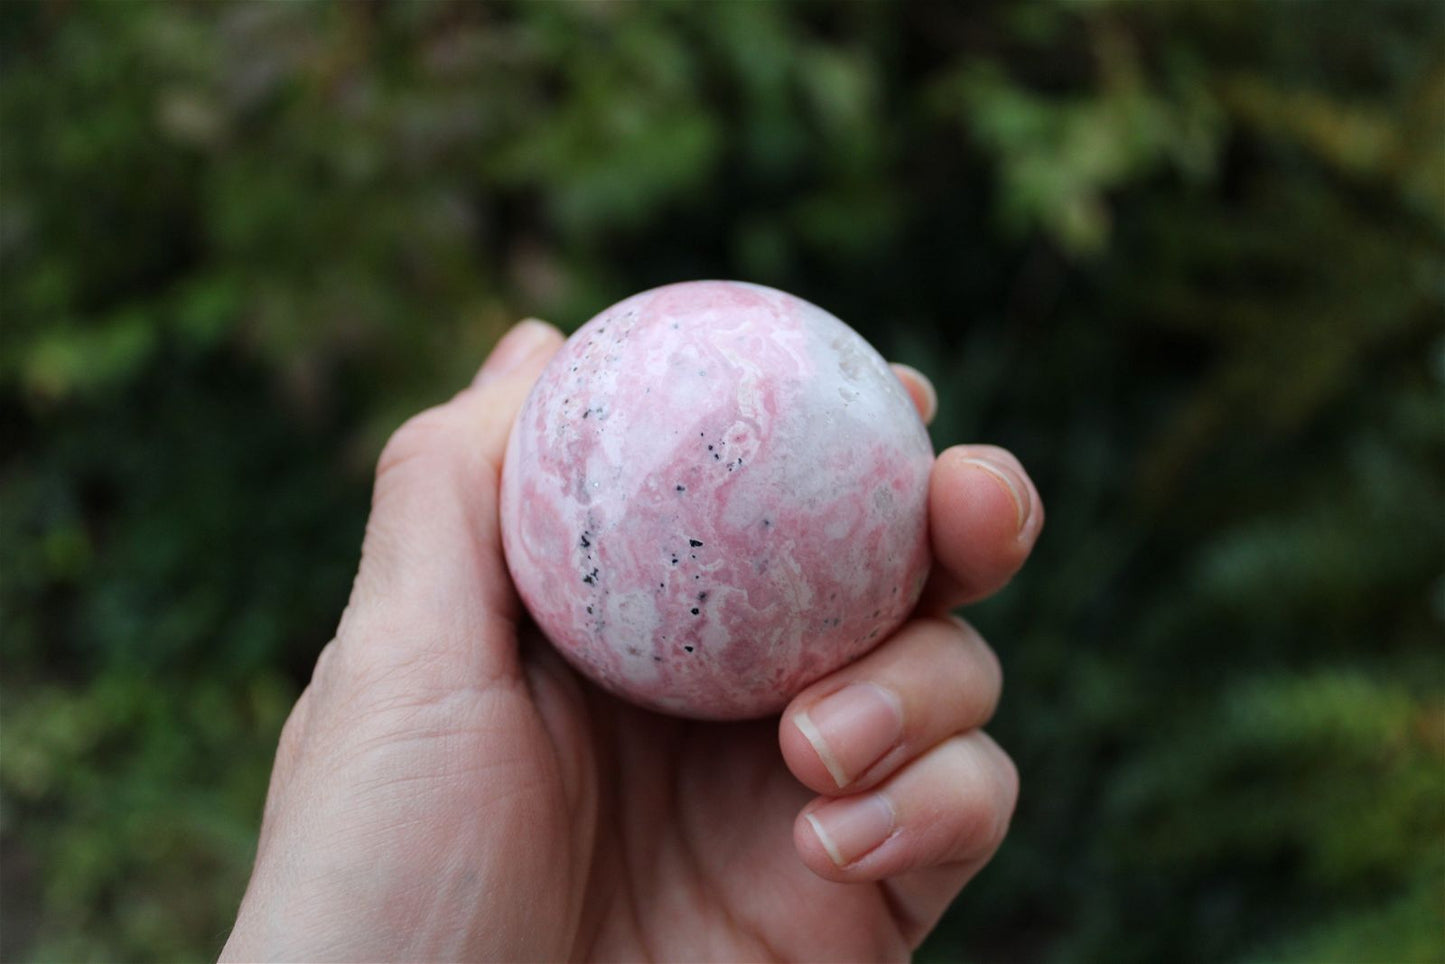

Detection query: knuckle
xmin=313 ymin=637 xmax=340 ymax=675
xmin=273 ymin=689 xmax=313 ymax=763
xmin=994 ymin=748 xmax=1020 ymax=823
xmin=980 ymin=737 xmax=1020 ymax=845
xmin=929 ymin=618 xmax=1004 ymax=724
xmin=375 ymin=406 xmax=456 ymax=483
xmin=974 ymin=640 xmax=1005 ymax=721
xmin=309 ymin=638 xmax=345 ymax=694
xmin=923 ymin=614 xmax=981 ymax=660
xmin=941 ymin=737 xmax=1015 ymax=858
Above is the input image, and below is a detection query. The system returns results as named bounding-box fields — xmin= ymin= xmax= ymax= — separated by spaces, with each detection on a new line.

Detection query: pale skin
xmin=222 ymin=320 xmax=1045 ymax=962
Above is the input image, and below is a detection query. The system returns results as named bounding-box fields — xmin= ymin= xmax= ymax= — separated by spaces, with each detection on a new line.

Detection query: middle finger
xmin=779 ymin=615 xmax=1003 ymax=796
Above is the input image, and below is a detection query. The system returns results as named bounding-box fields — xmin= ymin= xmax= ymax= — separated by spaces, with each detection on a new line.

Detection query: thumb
xmin=339 ymin=320 xmax=565 ymax=689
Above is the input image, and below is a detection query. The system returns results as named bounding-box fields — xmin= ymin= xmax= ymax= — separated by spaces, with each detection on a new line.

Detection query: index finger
xmin=917 ymin=445 xmax=1044 ymax=613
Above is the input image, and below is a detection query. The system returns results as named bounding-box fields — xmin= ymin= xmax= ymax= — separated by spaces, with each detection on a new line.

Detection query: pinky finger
xmin=890 ymin=363 xmax=937 ymax=425
xmin=793 ymin=730 xmax=1018 ymax=884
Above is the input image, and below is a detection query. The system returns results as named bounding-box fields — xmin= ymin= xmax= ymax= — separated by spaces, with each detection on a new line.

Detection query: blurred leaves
xmin=1 ymin=674 xmax=292 ymax=961
xmin=1 ymin=2 xmax=1442 ymax=962
xmin=932 ymin=34 xmax=1222 ymax=253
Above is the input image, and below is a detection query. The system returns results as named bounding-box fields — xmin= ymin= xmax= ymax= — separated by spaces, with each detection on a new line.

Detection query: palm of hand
xmin=251 ymin=628 xmax=908 ymax=962
xmin=523 ymin=641 xmax=912 ymax=962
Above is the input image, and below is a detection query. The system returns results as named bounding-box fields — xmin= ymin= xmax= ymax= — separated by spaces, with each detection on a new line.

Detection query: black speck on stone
xmin=580 ymin=533 xmax=590 ymax=548
xmin=689 ymin=539 xmax=703 ymax=547
xmin=684 ymin=645 xmax=694 ymax=652
xmin=586 ymin=606 xmax=593 ymax=614
xmin=698 ymin=591 xmax=708 ymax=601
xmin=713 ymin=453 xmax=720 ymax=461
xmin=707 ymin=445 xmax=714 ymax=451
xmin=582 ymin=409 xmax=590 ymax=419
xmin=690 ymin=608 xmax=700 ymax=615
xmin=671 ymin=557 xmax=679 ymax=565
xmin=676 ymin=484 xmax=686 ymax=492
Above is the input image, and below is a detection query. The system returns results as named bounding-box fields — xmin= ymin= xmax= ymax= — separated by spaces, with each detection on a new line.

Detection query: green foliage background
xmin=2 ymin=2 xmax=1442 ymax=961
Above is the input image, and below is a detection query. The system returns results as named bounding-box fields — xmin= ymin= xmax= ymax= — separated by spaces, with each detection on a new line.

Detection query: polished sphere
xmin=500 ymin=281 xmax=933 ymax=719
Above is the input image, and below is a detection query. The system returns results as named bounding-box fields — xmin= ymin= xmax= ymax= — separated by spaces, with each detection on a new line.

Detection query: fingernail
xmin=793 ymin=683 xmax=904 ymax=789
xmin=805 ymin=793 xmax=896 ymax=868
xmin=960 ymin=456 xmax=1031 ymax=534
xmin=892 ymin=364 xmax=937 ymax=424
xmin=474 ymin=319 xmax=556 ymax=386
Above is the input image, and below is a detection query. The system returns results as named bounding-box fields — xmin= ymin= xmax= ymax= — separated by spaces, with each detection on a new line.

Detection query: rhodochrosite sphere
xmin=500 ymin=281 xmax=933 ymax=719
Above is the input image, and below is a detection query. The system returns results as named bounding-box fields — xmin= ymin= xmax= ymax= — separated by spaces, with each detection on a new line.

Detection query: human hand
xmin=222 ymin=320 xmax=1044 ymax=962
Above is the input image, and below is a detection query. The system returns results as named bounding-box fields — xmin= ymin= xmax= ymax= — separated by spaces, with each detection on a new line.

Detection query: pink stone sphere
xmin=499 ymin=281 xmax=934 ymax=720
